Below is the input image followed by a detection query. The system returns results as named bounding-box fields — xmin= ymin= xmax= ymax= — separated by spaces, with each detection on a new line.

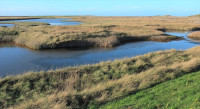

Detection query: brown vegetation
xmin=0 ymin=46 xmax=200 ymax=108
xmin=0 ymin=17 xmax=40 ymax=21
xmin=0 ymin=16 xmax=200 ymax=49
xmin=188 ymin=31 xmax=200 ymax=40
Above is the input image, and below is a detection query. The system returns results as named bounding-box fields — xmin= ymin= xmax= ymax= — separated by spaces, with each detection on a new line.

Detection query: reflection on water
xmin=0 ymin=24 xmax=15 ymax=27
xmin=0 ymin=32 xmax=199 ymax=77
xmin=0 ymin=18 xmax=82 ymax=27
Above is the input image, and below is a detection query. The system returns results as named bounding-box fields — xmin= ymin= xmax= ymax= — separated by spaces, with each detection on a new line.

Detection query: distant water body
xmin=0 ymin=18 xmax=82 ymax=27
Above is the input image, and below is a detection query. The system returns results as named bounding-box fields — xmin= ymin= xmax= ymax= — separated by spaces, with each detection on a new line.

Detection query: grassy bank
xmin=0 ymin=46 xmax=200 ymax=108
xmin=100 ymin=71 xmax=200 ymax=109
xmin=0 ymin=17 xmax=41 ymax=21
xmin=0 ymin=15 xmax=200 ymax=49
xmin=188 ymin=31 xmax=200 ymax=40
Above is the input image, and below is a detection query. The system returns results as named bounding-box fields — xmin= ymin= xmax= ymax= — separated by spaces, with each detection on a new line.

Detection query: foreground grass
xmin=100 ymin=71 xmax=200 ymax=109
xmin=0 ymin=46 xmax=200 ymax=109
xmin=0 ymin=15 xmax=200 ymax=49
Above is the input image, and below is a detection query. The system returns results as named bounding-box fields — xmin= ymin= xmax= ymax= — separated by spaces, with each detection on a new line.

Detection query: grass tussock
xmin=0 ymin=27 xmax=19 ymax=42
xmin=0 ymin=16 xmax=200 ymax=49
xmin=0 ymin=46 xmax=200 ymax=108
xmin=188 ymin=31 xmax=200 ymax=40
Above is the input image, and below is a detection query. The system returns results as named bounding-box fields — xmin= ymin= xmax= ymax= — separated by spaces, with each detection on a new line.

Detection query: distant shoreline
xmin=1 ymin=16 xmax=199 ymax=50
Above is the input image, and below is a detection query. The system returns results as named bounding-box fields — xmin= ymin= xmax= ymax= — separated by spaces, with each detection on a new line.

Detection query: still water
xmin=0 ymin=31 xmax=199 ymax=77
xmin=0 ymin=18 xmax=82 ymax=27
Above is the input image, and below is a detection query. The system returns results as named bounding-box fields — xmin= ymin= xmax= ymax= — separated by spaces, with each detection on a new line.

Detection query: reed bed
xmin=0 ymin=15 xmax=200 ymax=49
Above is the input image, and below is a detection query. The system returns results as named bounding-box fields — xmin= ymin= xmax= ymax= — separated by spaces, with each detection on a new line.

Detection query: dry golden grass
xmin=1 ymin=16 xmax=200 ymax=108
xmin=0 ymin=16 xmax=73 ymax=21
xmin=0 ymin=17 xmax=39 ymax=21
xmin=1 ymin=46 xmax=200 ymax=109
xmin=188 ymin=31 xmax=200 ymax=39
xmin=0 ymin=16 xmax=200 ymax=49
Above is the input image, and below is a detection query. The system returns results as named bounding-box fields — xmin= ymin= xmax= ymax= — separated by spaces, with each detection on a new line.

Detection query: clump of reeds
xmin=188 ymin=31 xmax=200 ymax=39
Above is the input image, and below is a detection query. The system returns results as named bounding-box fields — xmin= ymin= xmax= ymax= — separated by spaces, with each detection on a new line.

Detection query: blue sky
xmin=0 ymin=0 xmax=199 ymax=16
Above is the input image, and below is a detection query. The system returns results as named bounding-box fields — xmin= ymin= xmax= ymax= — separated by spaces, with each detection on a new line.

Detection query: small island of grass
xmin=188 ymin=31 xmax=200 ymax=40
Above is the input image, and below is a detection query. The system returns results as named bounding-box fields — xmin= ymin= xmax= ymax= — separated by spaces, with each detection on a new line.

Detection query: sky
xmin=0 ymin=0 xmax=200 ymax=16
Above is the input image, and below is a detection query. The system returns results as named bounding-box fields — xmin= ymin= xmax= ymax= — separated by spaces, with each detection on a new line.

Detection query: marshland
xmin=0 ymin=15 xmax=200 ymax=108
xmin=1 ymin=0 xmax=200 ymax=108
xmin=1 ymin=16 xmax=200 ymax=49
xmin=1 ymin=16 xmax=200 ymax=76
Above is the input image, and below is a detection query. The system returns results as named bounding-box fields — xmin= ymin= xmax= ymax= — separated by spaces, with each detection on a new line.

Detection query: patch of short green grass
xmin=100 ymin=71 xmax=200 ymax=109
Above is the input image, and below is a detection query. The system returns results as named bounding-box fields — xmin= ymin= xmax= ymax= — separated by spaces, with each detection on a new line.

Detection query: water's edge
xmin=0 ymin=18 xmax=82 ymax=27
xmin=0 ymin=22 xmax=199 ymax=76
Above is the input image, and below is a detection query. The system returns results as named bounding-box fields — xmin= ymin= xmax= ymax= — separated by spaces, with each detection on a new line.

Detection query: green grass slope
xmin=0 ymin=46 xmax=200 ymax=109
xmin=100 ymin=71 xmax=200 ymax=109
